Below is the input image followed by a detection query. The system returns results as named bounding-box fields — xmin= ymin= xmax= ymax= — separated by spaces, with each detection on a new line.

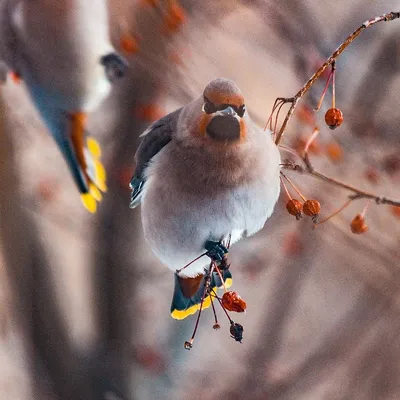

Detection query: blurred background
xmin=1 ymin=1 xmax=400 ymax=399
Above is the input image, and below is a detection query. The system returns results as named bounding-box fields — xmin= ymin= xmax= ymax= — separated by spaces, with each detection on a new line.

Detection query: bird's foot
xmin=100 ymin=52 xmax=128 ymax=82
xmin=205 ymin=240 xmax=228 ymax=263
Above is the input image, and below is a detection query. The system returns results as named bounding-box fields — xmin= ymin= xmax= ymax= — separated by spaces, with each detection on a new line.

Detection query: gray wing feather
xmin=129 ymin=107 xmax=182 ymax=208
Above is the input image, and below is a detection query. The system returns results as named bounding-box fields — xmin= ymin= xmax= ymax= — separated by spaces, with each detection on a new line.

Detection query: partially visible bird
xmin=0 ymin=0 xmax=127 ymax=212
xmin=130 ymin=78 xmax=281 ymax=319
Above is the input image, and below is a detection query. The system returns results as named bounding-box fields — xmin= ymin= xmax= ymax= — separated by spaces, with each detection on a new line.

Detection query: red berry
xmin=351 ymin=214 xmax=368 ymax=234
xmin=325 ymin=108 xmax=343 ymax=130
xmin=303 ymin=199 xmax=321 ymax=222
xmin=221 ymin=291 xmax=247 ymax=313
xmin=286 ymin=199 xmax=303 ymax=220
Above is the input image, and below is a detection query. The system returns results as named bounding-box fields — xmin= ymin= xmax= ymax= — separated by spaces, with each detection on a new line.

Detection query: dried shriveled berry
xmin=213 ymin=323 xmax=221 ymax=330
xmin=325 ymin=108 xmax=343 ymax=130
xmin=286 ymin=199 xmax=303 ymax=220
xmin=221 ymin=291 xmax=247 ymax=313
xmin=351 ymin=214 xmax=368 ymax=234
xmin=184 ymin=341 xmax=193 ymax=350
xmin=303 ymin=199 xmax=321 ymax=222
xmin=230 ymin=322 xmax=244 ymax=343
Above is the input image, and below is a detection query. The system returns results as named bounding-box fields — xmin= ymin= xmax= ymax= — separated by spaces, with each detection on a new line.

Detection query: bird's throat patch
xmin=206 ymin=115 xmax=241 ymax=142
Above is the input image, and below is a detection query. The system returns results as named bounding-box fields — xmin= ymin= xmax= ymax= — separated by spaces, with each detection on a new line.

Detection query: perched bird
xmin=130 ymin=78 xmax=281 ymax=319
xmin=0 ymin=0 xmax=127 ymax=212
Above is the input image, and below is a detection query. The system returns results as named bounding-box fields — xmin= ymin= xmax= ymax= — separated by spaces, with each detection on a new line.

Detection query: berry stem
xmin=314 ymin=199 xmax=353 ymax=226
xmin=186 ymin=263 xmax=215 ymax=348
xmin=280 ymin=171 xmax=307 ymax=202
xmin=176 ymin=252 xmax=207 ymax=274
xmin=211 ymin=288 xmax=234 ymax=324
xmin=280 ymin=175 xmax=292 ymax=200
xmin=361 ymin=200 xmax=372 ymax=218
xmin=331 ymin=62 xmax=336 ymax=109
xmin=304 ymin=128 xmax=320 ymax=155
xmin=214 ymin=265 xmax=228 ymax=292
xmin=211 ymin=293 xmax=219 ymax=326
xmin=315 ymin=65 xmax=333 ymax=111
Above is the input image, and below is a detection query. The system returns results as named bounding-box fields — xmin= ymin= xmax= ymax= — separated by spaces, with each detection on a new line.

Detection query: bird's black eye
xmin=203 ymin=96 xmax=218 ymax=114
xmin=203 ymin=100 xmax=218 ymax=114
xmin=237 ymin=104 xmax=246 ymax=118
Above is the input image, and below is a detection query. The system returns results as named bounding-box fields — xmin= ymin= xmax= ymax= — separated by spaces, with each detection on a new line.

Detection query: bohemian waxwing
xmin=0 ymin=0 xmax=127 ymax=212
xmin=130 ymin=78 xmax=281 ymax=319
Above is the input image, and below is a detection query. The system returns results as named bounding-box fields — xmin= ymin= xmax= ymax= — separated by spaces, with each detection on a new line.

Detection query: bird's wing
xmin=129 ymin=107 xmax=182 ymax=208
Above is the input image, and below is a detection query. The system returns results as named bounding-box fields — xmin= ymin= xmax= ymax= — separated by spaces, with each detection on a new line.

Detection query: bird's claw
xmin=100 ymin=52 xmax=128 ymax=82
xmin=205 ymin=240 xmax=228 ymax=263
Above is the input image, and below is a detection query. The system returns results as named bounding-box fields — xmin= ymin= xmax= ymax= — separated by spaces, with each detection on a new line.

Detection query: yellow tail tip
xmin=87 ymin=137 xmax=102 ymax=158
xmin=94 ymin=160 xmax=107 ymax=192
xmin=81 ymin=193 xmax=97 ymax=213
xmin=225 ymin=277 xmax=233 ymax=289
xmin=89 ymin=183 xmax=103 ymax=201
xmin=170 ymin=295 xmax=213 ymax=320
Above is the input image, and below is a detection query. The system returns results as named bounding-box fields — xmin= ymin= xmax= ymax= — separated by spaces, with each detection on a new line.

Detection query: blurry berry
xmin=326 ymin=142 xmax=343 ymax=163
xmin=351 ymin=214 xmax=368 ymax=234
xmin=120 ymin=33 xmax=139 ymax=54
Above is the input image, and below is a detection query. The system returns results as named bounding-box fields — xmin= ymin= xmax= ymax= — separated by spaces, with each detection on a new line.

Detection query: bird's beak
xmin=217 ymin=106 xmax=237 ymax=118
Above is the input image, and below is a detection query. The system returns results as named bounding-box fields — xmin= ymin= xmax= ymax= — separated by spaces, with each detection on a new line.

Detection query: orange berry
xmin=133 ymin=104 xmax=164 ymax=122
xmin=325 ymin=108 xmax=343 ymax=130
xmin=351 ymin=214 xmax=368 ymax=234
xmin=303 ymin=199 xmax=321 ymax=222
xmin=326 ymin=142 xmax=343 ymax=163
xmin=296 ymin=104 xmax=316 ymax=126
xmin=286 ymin=199 xmax=303 ymax=220
xmin=163 ymin=2 xmax=186 ymax=34
xmin=120 ymin=34 xmax=139 ymax=54
xmin=392 ymin=206 xmax=400 ymax=219
xmin=221 ymin=291 xmax=247 ymax=313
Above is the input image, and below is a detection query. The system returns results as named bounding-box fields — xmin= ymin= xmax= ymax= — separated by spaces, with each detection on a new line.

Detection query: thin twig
xmin=274 ymin=11 xmax=400 ymax=145
xmin=282 ymin=154 xmax=400 ymax=207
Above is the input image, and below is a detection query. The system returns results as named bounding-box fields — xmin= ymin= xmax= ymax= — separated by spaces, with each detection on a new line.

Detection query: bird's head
xmin=199 ymin=78 xmax=246 ymax=143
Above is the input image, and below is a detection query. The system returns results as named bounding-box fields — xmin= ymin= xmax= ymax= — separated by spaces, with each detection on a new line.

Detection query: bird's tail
xmin=66 ymin=113 xmax=107 ymax=213
xmin=170 ymin=269 xmax=232 ymax=320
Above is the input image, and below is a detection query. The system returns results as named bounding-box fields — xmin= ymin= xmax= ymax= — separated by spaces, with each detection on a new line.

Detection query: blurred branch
xmin=0 ymin=94 xmax=102 ymax=399
xmin=94 ymin=2 xmax=200 ymax=397
xmin=268 ymin=290 xmax=394 ymax=398
xmin=223 ymin=224 xmax=321 ymax=400
xmin=350 ymin=32 xmax=400 ymax=140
